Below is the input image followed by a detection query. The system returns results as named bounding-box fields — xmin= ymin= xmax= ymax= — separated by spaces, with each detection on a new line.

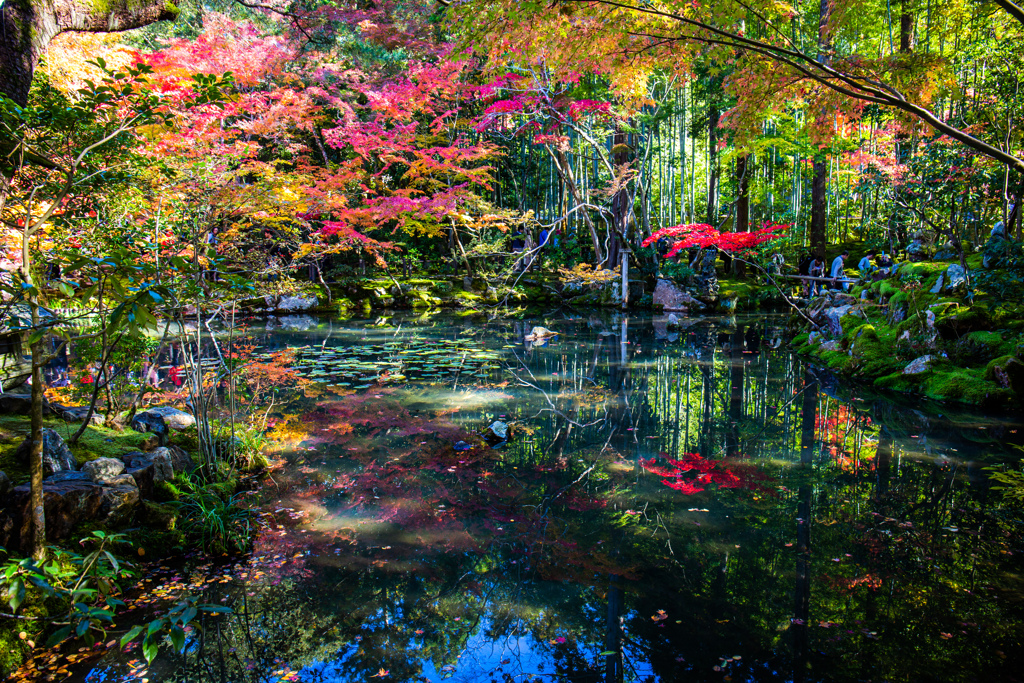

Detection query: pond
xmin=78 ymin=311 xmax=1024 ymax=683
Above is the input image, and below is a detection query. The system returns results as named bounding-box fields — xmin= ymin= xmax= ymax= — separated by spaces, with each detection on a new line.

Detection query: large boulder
xmin=1 ymin=479 xmax=124 ymax=550
xmin=903 ymin=355 xmax=936 ymax=375
xmin=811 ymin=304 xmax=853 ymax=338
xmin=99 ymin=484 xmax=140 ymax=527
xmin=1 ymin=478 xmax=142 ymax=550
xmin=14 ymin=428 xmax=78 ymax=476
xmin=653 ymin=279 xmax=706 ymax=313
xmin=264 ymin=295 xmax=318 ymax=313
xmin=945 ymin=264 xmax=968 ymax=291
xmin=123 ymin=450 xmax=174 ymax=485
xmin=82 ymin=457 xmax=126 ymax=483
xmin=0 ymin=470 xmax=11 ymax=498
xmin=138 ymin=406 xmax=195 ymax=430
xmin=0 ymin=394 xmax=35 ymax=415
xmin=166 ymin=445 xmax=196 ymax=474
xmin=985 ymin=356 xmax=1024 ymax=393
xmin=130 ymin=412 xmax=169 ymax=446
xmin=45 ymin=471 xmax=92 ymax=484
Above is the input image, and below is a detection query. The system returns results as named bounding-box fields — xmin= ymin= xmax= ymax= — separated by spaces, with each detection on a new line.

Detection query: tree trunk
xmin=706 ymin=105 xmax=720 ymax=226
xmin=734 ymin=154 xmax=750 ymax=277
xmin=900 ymin=1 xmax=914 ymax=53
xmin=607 ymin=126 xmax=631 ymax=269
xmin=810 ymin=158 xmax=828 ymax=259
xmin=19 ymin=229 xmax=45 ymax=560
xmin=0 ymin=0 xmax=179 ymax=105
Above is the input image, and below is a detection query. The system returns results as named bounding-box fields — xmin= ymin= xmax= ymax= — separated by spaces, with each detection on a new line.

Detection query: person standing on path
xmin=831 ymin=250 xmax=850 ymax=291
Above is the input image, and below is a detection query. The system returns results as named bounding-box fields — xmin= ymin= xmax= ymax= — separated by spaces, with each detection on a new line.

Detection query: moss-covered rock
xmin=984 ymin=355 xmax=1024 ymax=393
xmin=935 ymin=306 xmax=992 ymax=339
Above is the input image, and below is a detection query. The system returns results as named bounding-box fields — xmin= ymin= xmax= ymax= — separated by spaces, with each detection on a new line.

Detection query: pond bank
xmin=793 ymin=258 xmax=1024 ymax=406
xmin=236 ymin=272 xmax=790 ymax=317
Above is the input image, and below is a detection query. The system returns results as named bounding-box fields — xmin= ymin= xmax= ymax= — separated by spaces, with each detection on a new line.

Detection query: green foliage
xmin=986 ymin=461 xmax=1024 ymax=506
xmin=974 ymin=241 xmax=1024 ymax=303
xmin=660 ymin=260 xmax=695 ymax=284
xmin=171 ymin=477 xmax=255 ymax=555
xmin=0 ymin=532 xmax=132 ymax=649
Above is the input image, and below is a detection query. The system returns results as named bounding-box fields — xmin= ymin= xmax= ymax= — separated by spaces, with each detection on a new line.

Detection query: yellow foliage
xmin=558 ymin=263 xmax=620 ymax=285
xmin=42 ymin=34 xmax=137 ymax=96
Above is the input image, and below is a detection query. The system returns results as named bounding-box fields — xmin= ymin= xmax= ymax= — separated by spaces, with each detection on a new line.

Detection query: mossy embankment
xmin=0 ymin=416 xmax=153 ymax=484
xmin=240 ymin=271 xmax=790 ymax=316
xmin=794 ymin=255 xmax=1024 ymax=407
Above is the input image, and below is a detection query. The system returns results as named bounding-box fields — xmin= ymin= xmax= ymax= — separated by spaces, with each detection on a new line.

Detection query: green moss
xmin=879 ymin=281 xmax=900 ymax=300
xmin=820 ymin=349 xmax=854 ymax=371
xmin=922 ymin=368 xmax=1008 ymax=405
xmin=984 ymin=355 xmax=1024 ymax=393
xmin=965 ymin=330 xmax=1010 ymax=355
xmin=935 ymin=305 xmax=992 ymax=338
xmin=0 ymin=416 xmax=149 ymax=484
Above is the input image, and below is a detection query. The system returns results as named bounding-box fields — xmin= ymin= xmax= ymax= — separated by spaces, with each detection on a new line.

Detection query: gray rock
xmin=101 ymin=474 xmax=138 ymax=489
xmin=2 ymin=481 xmax=104 ymax=550
xmin=124 ymin=450 xmax=174 ymax=484
xmin=154 ymin=446 xmax=195 ymax=475
xmin=653 ymin=279 xmax=705 ymax=313
xmin=807 ymin=331 xmax=821 ymax=345
xmin=82 ymin=457 xmax=125 ymax=483
xmin=696 ymin=249 xmax=720 ymax=298
xmin=0 ymin=394 xmax=35 ymax=415
xmin=45 ymin=471 xmax=92 ymax=484
xmin=125 ymin=465 xmax=155 ymax=499
xmin=0 ymin=471 xmax=11 ymax=498
xmin=820 ymin=340 xmax=840 ymax=352
xmin=816 ymin=304 xmax=853 ymax=338
xmin=130 ymin=412 xmax=169 ymax=446
xmin=667 ymin=313 xmax=680 ymax=329
xmin=14 ymin=428 xmax=77 ymax=476
xmin=265 ymin=295 xmax=318 ymax=313
xmin=929 ymin=273 xmax=944 ymax=294
xmin=139 ymin=406 xmax=195 ymax=430
xmin=926 ymin=310 xmax=936 ymax=329
xmin=55 ymin=405 xmax=105 ymax=425
xmin=99 ymin=484 xmax=140 ymax=527
xmin=903 ymin=355 xmax=936 ymax=375
xmin=946 ymin=264 xmax=967 ymax=290
xmin=486 ymin=420 xmax=508 ymax=441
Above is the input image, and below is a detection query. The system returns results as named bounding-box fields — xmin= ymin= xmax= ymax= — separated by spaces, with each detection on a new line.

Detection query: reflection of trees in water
xmin=134 ymin=313 xmax=1024 ymax=683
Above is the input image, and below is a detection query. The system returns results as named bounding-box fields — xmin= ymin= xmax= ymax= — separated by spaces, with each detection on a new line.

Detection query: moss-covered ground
xmin=0 ymin=416 xmax=151 ymax=486
xmin=797 ymin=253 xmax=1024 ymax=407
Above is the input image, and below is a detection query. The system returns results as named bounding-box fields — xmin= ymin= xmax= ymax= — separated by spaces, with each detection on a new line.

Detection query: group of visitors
xmin=795 ymin=249 xmax=895 ymax=296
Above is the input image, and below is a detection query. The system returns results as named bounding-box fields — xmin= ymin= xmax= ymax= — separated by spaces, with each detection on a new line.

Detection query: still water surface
xmin=83 ymin=311 xmax=1024 ymax=683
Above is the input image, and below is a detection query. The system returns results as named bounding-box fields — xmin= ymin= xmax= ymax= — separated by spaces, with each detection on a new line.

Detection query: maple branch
xmin=589 ymin=0 xmax=1024 ymax=173
xmin=993 ymin=0 xmax=1024 ymax=29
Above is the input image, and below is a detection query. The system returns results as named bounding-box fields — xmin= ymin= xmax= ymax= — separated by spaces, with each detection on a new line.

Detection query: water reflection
xmin=80 ymin=311 xmax=1024 ymax=683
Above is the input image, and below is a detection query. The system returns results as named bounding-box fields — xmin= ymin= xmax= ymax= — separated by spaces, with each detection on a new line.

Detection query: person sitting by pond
xmin=858 ymin=250 xmax=876 ymax=278
xmin=830 ymin=250 xmax=850 ymax=291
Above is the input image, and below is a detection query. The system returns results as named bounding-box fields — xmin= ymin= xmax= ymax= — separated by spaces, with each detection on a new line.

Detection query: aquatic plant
xmin=173 ymin=478 xmax=255 ymax=555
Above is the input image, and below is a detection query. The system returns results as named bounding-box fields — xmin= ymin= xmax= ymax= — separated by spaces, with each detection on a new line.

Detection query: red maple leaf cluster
xmin=642 ymin=222 xmax=788 ymax=258
xmin=641 ymin=453 xmax=745 ymax=494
